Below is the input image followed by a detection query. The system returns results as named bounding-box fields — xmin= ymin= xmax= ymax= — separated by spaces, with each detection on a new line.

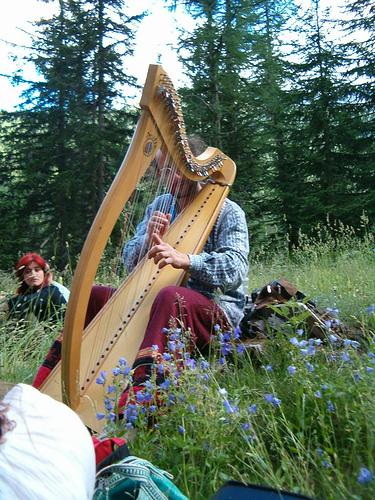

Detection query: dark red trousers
xmin=32 ymin=285 xmax=116 ymax=388
xmin=33 ymin=285 xmax=228 ymax=395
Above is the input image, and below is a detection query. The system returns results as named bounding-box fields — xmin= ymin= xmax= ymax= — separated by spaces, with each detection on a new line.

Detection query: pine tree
xmin=0 ymin=0 xmax=144 ymax=267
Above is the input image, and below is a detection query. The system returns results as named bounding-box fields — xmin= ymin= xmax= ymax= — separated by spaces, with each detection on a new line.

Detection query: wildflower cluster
xmin=95 ymin=357 xmax=133 ymax=433
xmin=95 ymin=307 xmax=374 ymax=499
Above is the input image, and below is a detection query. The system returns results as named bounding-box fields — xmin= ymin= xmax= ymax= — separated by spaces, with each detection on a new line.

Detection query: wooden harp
xmin=40 ymin=64 xmax=236 ymax=432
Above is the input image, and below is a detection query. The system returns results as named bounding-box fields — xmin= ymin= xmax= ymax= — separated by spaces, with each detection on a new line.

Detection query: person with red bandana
xmin=1 ymin=252 xmax=69 ymax=323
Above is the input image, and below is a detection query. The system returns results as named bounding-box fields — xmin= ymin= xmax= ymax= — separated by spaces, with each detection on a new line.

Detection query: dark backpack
xmin=239 ymin=279 xmax=361 ymax=343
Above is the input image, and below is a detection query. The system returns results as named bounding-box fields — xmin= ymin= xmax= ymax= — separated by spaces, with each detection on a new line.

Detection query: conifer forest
xmin=0 ymin=0 xmax=373 ymax=271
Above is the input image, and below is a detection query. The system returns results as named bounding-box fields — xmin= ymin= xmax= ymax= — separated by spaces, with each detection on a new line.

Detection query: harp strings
xmin=81 ymin=141 xmax=199 ymax=386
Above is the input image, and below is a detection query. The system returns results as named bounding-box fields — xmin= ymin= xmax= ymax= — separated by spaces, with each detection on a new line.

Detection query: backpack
xmin=239 ymin=279 xmax=361 ymax=343
xmin=94 ymin=456 xmax=188 ymax=500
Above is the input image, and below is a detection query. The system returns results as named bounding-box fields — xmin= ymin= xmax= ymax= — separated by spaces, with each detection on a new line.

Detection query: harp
xmin=40 ymin=64 xmax=236 ymax=432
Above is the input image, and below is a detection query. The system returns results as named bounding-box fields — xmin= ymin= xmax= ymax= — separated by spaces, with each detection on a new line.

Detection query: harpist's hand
xmin=147 ymin=212 xmax=171 ymax=242
xmin=148 ymin=234 xmax=190 ymax=270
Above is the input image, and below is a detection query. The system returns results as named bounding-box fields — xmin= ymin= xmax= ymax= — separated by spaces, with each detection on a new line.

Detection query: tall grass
xmin=0 ymin=224 xmax=374 ymax=498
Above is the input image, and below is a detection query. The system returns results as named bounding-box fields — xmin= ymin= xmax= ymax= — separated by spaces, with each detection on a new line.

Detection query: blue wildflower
xmin=125 ymin=422 xmax=134 ymax=429
xmin=322 ymin=460 xmax=331 ymax=469
xmin=221 ymin=343 xmax=233 ymax=356
xmin=118 ymin=357 xmax=127 ymax=366
xmin=316 ymin=448 xmax=324 ymax=457
xmin=219 ymin=387 xmax=228 ymax=396
xmin=159 ymin=379 xmax=171 ymax=391
xmin=219 ymin=357 xmax=226 ymax=365
xmin=178 ymin=425 xmax=185 ymax=434
xmin=120 ymin=366 xmax=131 ymax=376
xmin=136 ymin=392 xmax=145 ymax=403
xmin=185 ymin=358 xmax=197 ymax=370
xmin=324 ymin=320 xmax=332 ymax=328
xmin=223 ymin=331 xmax=231 ymax=342
xmin=157 ymin=364 xmax=164 ymax=374
xmin=223 ymin=399 xmax=236 ymax=414
xmin=328 ymin=334 xmax=339 ymax=343
xmin=367 ymin=367 xmax=374 ymax=373
xmin=162 ymin=327 xmax=169 ymax=334
xmin=287 ymin=365 xmax=296 ymax=376
xmin=104 ymin=398 xmax=114 ymax=410
xmin=176 ymin=340 xmax=185 ymax=350
xmin=108 ymin=412 xmax=116 ymax=422
xmin=307 ymin=345 xmax=316 ymax=356
xmin=341 ymin=351 xmax=351 ymax=362
xmin=96 ymin=412 xmax=106 ymax=421
xmin=327 ymin=400 xmax=335 ymax=413
xmin=214 ymin=324 xmax=221 ymax=332
xmin=162 ymin=353 xmax=172 ymax=361
xmin=297 ymin=328 xmax=304 ymax=336
xmin=264 ymin=364 xmax=273 ymax=372
xmin=233 ymin=326 xmax=241 ymax=339
xmin=112 ymin=367 xmax=121 ymax=376
xmin=106 ymin=385 xmax=116 ymax=394
xmin=167 ymin=340 xmax=176 ymax=352
xmin=125 ymin=404 xmax=139 ymax=423
xmin=189 ymin=404 xmax=196 ymax=413
xmin=96 ymin=373 xmax=106 ymax=385
xmin=242 ymin=422 xmax=251 ymax=431
xmin=366 ymin=305 xmax=375 ymax=315
xmin=357 ymin=467 xmax=374 ymax=485
xmin=151 ymin=344 xmax=159 ymax=351
xmin=290 ymin=337 xmax=299 ymax=346
xmin=237 ymin=344 xmax=245 ymax=355
xmin=200 ymin=360 xmax=210 ymax=370
xmin=264 ymin=394 xmax=281 ymax=407
xmin=314 ymin=390 xmax=322 ymax=398
xmin=306 ymin=362 xmax=315 ymax=372
xmin=144 ymin=380 xmax=154 ymax=391
xmin=248 ymin=404 xmax=257 ymax=414
xmin=321 ymin=384 xmax=329 ymax=391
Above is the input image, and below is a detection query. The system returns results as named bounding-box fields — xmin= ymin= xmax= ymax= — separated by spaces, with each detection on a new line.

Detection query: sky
xmin=0 ymin=0 xmax=192 ymax=111
xmin=0 ymin=0 xmax=347 ymax=112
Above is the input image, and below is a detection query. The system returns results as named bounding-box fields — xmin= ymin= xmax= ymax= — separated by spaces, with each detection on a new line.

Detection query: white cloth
xmin=52 ymin=281 xmax=71 ymax=301
xmin=0 ymin=384 xmax=95 ymax=500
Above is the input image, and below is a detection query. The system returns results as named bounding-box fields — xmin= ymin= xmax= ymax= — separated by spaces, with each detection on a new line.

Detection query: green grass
xmin=0 ymin=225 xmax=374 ymax=499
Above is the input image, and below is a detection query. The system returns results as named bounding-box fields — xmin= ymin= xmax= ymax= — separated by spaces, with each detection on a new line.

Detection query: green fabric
xmin=94 ymin=456 xmax=188 ymax=500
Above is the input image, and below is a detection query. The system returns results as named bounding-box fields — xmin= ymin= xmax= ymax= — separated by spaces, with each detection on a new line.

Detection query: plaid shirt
xmin=123 ymin=196 xmax=249 ymax=326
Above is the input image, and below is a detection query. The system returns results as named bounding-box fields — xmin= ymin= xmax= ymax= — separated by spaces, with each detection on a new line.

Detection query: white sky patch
xmin=0 ymin=0 xmax=191 ymax=111
xmin=0 ymin=0 xmax=355 ymax=111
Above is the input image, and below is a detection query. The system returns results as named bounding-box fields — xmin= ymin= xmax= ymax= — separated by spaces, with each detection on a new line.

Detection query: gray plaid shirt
xmin=123 ymin=197 xmax=249 ymax=326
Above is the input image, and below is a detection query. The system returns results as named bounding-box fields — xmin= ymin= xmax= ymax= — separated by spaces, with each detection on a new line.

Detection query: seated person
xmin=120 ymin=139 xmax=249 ymax=400
xmin=0 ymin=252 xmax=69 ymax=323
xmin=0 ymin=382 xmax=95 ymax=499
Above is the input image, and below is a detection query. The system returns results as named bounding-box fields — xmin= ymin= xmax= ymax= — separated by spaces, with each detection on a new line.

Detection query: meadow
xmin=0 ymin=222 xmax=374 ymax=499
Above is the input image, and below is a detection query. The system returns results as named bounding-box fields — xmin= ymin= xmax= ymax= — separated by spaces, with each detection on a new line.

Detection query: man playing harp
xmin=119 ymin=135 xmax=249 ymax=404
xmin=33 ymin=136 xmax=249 ymax=400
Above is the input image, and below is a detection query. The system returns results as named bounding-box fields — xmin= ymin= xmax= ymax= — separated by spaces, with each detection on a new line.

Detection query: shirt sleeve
xmin=122 ymin=203 xmax=153 ymax=273
xmin=122 ymin=194 xmax=177 ymax=273
xmin=188 ymin=202 xmax=249 ymax=291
